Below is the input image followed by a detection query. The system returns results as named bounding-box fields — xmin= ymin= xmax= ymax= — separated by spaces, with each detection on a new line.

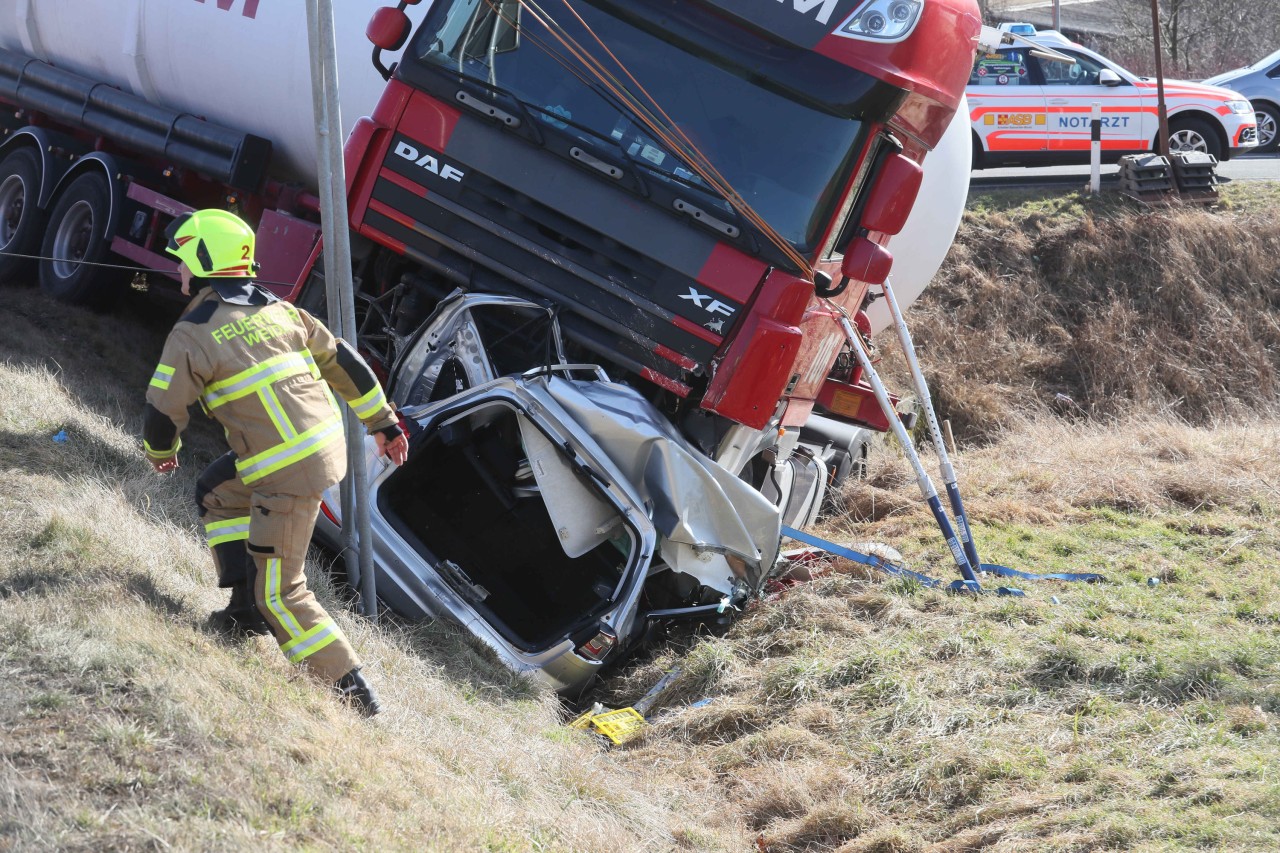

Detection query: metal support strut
xmin=827 ymin=300 xmax=981 ymax=591
xmin=880 ymin=279 xmax=982 ymax=578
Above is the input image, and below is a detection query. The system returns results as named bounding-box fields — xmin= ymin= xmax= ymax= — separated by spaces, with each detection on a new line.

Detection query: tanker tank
xmin=0 ymin=0 xmax=967 ymax=322
xmin=0 ymin=0 xmax=433 ymax=187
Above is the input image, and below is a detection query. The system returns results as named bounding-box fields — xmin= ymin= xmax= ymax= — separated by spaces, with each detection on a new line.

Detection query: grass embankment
xmin=599 ymin=185 xmax=1280 ymax=851
xmin=1 ymin=184 xmax=1279 ymax=851
xmin=0 ymin=291 xmax=740 ymax=850
xmin=905 ymin=182 xmax=1280 ymax=441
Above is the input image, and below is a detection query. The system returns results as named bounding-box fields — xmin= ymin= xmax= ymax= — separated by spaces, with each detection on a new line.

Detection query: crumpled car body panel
xmin=314 ymin=296 xmax=781 ymax=693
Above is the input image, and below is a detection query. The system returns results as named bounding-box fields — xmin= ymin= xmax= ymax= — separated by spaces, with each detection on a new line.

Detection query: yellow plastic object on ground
xmin=567 ymin=705 xmax=647 ymax=745
xmin=568 ymin=704 xmax=602 ymax=730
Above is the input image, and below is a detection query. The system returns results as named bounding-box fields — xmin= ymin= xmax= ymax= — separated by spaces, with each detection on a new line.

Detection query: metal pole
xmin=306 ymin=0 xmax=379 ymax=622
xmin=1089 ymin=101 xmax=1102 ymax=194
xmin=1150 ymin=0 xmax=1171 ymax=158
xmin=1052 ymin=0 xmax=1061 ymax=30
xmin=880 ymin=279 xmax=982 ymax=578
xmin=828 ymin=305 xmax=979 ymax=587
xmin=303 ymin=1 xmax=352 ymax=585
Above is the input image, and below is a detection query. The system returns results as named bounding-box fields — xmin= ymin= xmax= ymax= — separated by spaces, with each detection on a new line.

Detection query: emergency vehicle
xmin=969 ymin=28 xmax=1258 ymax=167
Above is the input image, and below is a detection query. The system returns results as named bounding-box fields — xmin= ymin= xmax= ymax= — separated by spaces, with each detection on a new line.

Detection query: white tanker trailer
xmin=0 ymin=0 xmax=431 ymax=185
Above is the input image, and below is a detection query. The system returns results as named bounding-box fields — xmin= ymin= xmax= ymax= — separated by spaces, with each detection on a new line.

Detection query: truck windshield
xmin=408 ymin=0 xmax=867 ymax=251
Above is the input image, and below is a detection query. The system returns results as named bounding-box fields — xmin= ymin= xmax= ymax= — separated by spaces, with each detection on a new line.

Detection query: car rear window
xmin=972 ymin=50 xmax=1031 ymax=87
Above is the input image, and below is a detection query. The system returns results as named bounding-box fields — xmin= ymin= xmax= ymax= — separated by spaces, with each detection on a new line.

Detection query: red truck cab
xmin=335 ymin=0 xmax=979 ymax=450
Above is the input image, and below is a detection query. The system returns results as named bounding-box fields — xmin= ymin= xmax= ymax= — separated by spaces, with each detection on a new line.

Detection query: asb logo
xmin=984 ymin=113 xmax=1046 ymax=128
xmin=394 ymin=141 xmax=466 ymax=183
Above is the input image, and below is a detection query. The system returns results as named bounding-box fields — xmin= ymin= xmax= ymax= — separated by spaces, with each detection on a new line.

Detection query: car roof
xmin=1022 ymin=30 xmax=1077 ymax=48
xmin=1244 ymin=47 xmax=1280 ymax=72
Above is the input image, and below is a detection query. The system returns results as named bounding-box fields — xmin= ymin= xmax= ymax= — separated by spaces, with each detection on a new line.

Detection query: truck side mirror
xmin=860 ymin=153 xmax=924 ymax=237
xmin=368 ymin=7 xmax=412 ymax=80
xmin=841 ymin=237 xmax=893 ymax=286
xmin=368 ymin=8 xmax=411 ymax=51
xmin=1098 ymin=69 xmax=1122 ymax=87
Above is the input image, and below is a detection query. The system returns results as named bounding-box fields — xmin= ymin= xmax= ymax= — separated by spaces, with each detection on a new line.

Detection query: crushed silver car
xmin=315 ymin=293 xmax=781 ymax=693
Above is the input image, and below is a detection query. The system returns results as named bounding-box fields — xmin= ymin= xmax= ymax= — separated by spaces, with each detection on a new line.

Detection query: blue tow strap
xmin=780 ymin=526 xmax=944 ymax=588
xmin=978 ymin=563 xmax=1105 ymax=584
xmin=781 ymin=526 xmax=1105 ymax=594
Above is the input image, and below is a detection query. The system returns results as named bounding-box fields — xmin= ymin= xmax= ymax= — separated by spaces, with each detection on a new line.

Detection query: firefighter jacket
xmin=144 ymin=285 xmax=398 ymax=496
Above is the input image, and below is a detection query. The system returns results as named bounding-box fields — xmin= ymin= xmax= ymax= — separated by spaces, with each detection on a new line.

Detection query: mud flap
xmin=759 ymin=448 xmax=827 ymax=530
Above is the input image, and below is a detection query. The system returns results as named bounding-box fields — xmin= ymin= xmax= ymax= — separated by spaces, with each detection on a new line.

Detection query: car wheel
xmin=0 ymin=147 xmax=47 ymax=285
xmin=970 ymin=131 xmax=984 ymax=170
xmin=38 ymin=172 xmax=129 ymax=307
xmin=1166 ymin=118 xmax=1223 ymax=160
xmin=1255 ymin=102 xmax=1279 ymax=153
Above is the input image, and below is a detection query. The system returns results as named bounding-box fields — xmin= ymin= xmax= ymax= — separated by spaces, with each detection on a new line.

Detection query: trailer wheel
xmin=0 ymin=148 xmax=46 ymax=285
xmin=39 ymin=172 xmax=127 ymax=307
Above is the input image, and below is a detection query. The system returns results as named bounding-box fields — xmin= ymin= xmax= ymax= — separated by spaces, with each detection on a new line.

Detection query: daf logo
xmin=679 ymin=286 xmax=736 ymax=318
xmin=779 ymin=0 xmax=841 ymax=25
xmin=394 ymin=141 xmax=466 ymax=183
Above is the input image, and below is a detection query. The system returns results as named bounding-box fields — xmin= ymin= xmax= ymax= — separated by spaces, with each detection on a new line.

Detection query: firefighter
xmin=143 ymin=209 xmax=408 ymax=717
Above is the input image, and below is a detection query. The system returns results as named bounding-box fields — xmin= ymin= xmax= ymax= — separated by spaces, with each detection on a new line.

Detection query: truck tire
xmin=38 ymin=172 xmax=127 ymax=307
xmin=1166 ymin=117 xmax=1222 ymax=161
xmin=1255 ymin=102 xmax=1279 ymax=153
xmin=0 ymin=148 xmax=46 ymax=285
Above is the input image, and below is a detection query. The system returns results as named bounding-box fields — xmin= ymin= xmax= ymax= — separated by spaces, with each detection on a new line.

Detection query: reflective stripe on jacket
xmin=144 ymin=286 xmax=397 ymax=494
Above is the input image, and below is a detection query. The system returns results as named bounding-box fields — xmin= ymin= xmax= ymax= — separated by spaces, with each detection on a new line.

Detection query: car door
xmin=389 ymin=291 xmax=567 ymax=408
xmin=968 ymin=48 xmax=1050 ymax=155
xmin=1036 ymin=50 xmax=1150 ymax=154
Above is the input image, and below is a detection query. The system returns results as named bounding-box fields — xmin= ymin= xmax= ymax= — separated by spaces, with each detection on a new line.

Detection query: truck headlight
xmin=1226 ymin=100 xmax=1254 ymax=115
xmin=836 ymin=0 xmax=924 ymax=43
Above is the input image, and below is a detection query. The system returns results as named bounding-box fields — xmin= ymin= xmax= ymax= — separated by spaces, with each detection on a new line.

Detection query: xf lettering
xmin=680 ymin=287 xmax=736 ymax=318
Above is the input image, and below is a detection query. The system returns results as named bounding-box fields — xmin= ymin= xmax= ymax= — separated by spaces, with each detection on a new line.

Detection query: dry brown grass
xmin=896 ymin=188 xmax=1280 ymax=441
xmin=602 ymin=413 xmax=1280 ymax=850
xmin=0 ymin=288 xmax=745 ymax=851
xmin=824 ymin=415 xmax=1280 ymax=532
xmin=6 ymin=185 xmax=1280 ymax=851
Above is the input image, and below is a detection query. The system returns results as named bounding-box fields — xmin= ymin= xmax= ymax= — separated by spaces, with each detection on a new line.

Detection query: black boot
xmin=209 ymin=584 xmax=272 ymax=638
xmin=335 ymin=668 xmax=382 ymax=717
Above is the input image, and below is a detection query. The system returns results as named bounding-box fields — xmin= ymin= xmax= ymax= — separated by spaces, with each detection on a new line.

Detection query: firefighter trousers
xmin=195 ymin=452 xmax=359 ymax=683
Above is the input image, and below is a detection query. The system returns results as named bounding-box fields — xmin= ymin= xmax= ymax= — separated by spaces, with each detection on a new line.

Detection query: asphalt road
xmin=971 ymin=150 xmax=1280 ymax=190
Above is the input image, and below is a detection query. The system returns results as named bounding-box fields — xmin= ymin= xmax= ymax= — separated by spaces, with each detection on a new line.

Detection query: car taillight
xmin=576 ymin=628 xmax=617 ymax=662
xmin=320 ymin=500 xmax=339 ymax=526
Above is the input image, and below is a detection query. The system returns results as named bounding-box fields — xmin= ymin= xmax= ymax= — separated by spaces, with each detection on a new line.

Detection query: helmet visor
xmin=163 ymin=213 xmax=194 ymax=256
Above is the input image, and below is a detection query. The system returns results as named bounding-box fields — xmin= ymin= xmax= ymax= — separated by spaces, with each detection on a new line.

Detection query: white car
xmin=969 ymin=29 xmax=1259 ymax=167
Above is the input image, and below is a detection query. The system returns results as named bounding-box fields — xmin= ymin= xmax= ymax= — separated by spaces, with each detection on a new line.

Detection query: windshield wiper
xmin=452 ymin=77 xmax=545 ymax=146
xmin=520 ymin=102 xmax=654 ymax=195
